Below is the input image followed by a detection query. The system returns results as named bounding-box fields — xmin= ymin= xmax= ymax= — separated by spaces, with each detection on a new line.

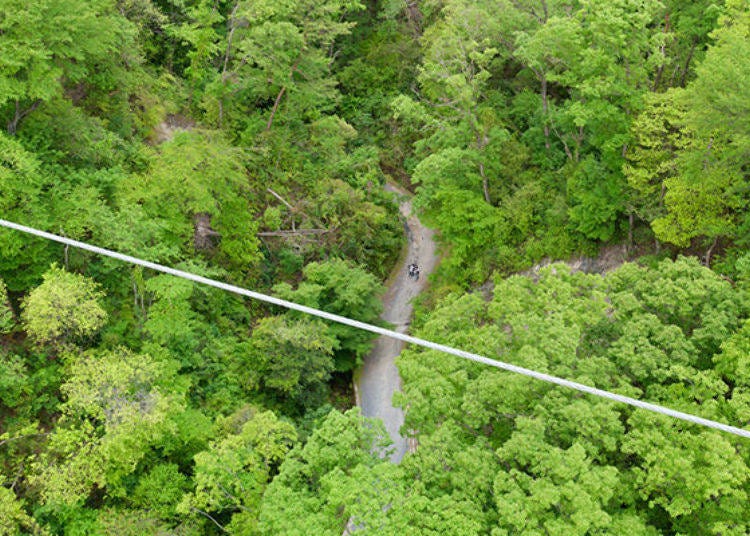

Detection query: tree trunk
xmin=257 ymin=229 xmax=330 ymax=237
xmin=705 ymin=236 xmax=719 ymax=267
xmin=651 ymin=12 xmax=670 ymax=91
xmin=217 ymin=2 xmax=241 ymax=129
xmin=680 ymin=38 xmax=698 ymax=87
xmin=266 ymin=187 xmax=296 ymax=231
xmin=194 ymin=212 xmax=221 ymax=251
xmin=628 ymin=212 xmax=634 ymax=255
xmin=573 ymin=125 xmax=583 ymax=162
xmin=265 ymin=58 xmax=300 ymax=132
xmin=475 ymin=132 xmax=491 ymax=204
xmin=541 ymin=75 xmax=550 ymax=150
xmin=405 ymin=1 xmax=422 ymax=37
xmin=654 ymin=183 xmax=666 ymax=254
xmin=7 ymin=99 xmax=42 ymax=135
xmin=265 ymin=85 xmax=287 ymax=131
xmin=480 ymin=161 xmax=491 ymax=204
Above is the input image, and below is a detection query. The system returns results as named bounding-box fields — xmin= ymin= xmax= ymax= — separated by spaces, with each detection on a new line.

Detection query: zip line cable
xmin=1 ymin=218 xmax=749 ymax=439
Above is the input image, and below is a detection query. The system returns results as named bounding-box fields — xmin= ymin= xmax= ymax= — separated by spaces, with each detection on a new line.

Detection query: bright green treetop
xmin=21 ymin=265 xmax=107 ymax=347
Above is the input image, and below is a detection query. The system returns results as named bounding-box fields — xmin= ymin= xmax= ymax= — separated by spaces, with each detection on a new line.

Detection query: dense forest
xmin=1 ymin=0 xmax=750 ymax=534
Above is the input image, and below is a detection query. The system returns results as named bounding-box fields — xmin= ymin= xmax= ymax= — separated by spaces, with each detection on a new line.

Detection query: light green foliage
xmin=0 ymin=484 xmax=48 ymax=535
xmin=682 ymin=3 xmax=750 ymax=154
xmin=0 ymin=279 xmax=13 ymax=333
xmin=388 ymin=422 xmax=493 ymax=534
xmin=652 ymin=138 xmax=743 ymax=249
xmin=30 ymin=347 xmax=184 ymax=505
xmin=274 ymin=259 xmax=383 ymax=371
xmin=397 ymin=258 xmax=750 ymax=533
xmin=410 ymin=148 xmax=507 ymax=281
xmin=658 ymin=0 xmax=723 ymax=90
xmin=179 ymin=409 xmax=296 ymax=531
xmin=143 ymin=274 xmax=201 ymax=353
xmin=417 ymin=0 xmax=504 ymax=123
xmin=713 ymin=320 xmax=750 ymax=427
xmin=514 ymin=10 xmax=581 ymax=81
xmin=0 ymin=132 xmax=54 ymax=290
xmin=21 ymin=265 xmax=107 ymax=347
xmin=260 ymin=411 xmax=489 ymax=535
xmin=607 ymin=257 xmax=746 ymax=358
xmin=95 ymin=502 xmax=204 ymax=536
xmin=624 ymin=414 xmax=748 ymax=533
xmin=336 ymin=6 xmax=418 ymax=150
xmin=0 ymin=0 xmax=131 ymax=132
xmin=566 ymin=156 xmax=623 ymax=241
xmin=0 ymin=131 xmax=46 ymax=216
xmin=120 ymin=131 xmax=261 ymax=270
xmin=0 ymin=352 xmax=63 ymax=425
xmin=494 ymin=418 xmax=630 ymax=536
xmin=156 ymin=407 xmax=214 ymax=466
xmin=95 ymin=508 xmax=180 ymax=536
xmin=170 ymin=0 xmax=223 ymax=85
xmin=131 ymin=464 xmax=189 ymax=520
xmin=200 ymin=0 xmax=364 ymax=128
xmin=256 ymin=408 xmax=392 ymax=535
xmin=392 ymin=0 xmax=513 ymax=281
xmin=623 ymin=89 xmax=685 ymax=225
xmin=389 ymin=0 xmax=670 ymax=282
xmin=552 ymin=0 xmax=661 ymax=240
xmin=4 ymin=0 xmax=750 ymax=530
xmin=626 ymin=2 xmax=750 ymax=253
xmin=0 ymin=352 xmax=32 ymax=410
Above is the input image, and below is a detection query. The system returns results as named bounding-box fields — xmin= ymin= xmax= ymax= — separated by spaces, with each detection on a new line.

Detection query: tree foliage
xmin=0 ymin=0 xmax=132 ymax=133
xmin=21 ymin=265 xmax=107 ymax=347
xmin=2 ymin=0 xmax=750 ymax=533
xmin=396 ymin=258 xmax=750 ymax=534
xmin=274 ymin=258 xmax=384 ymax=371
xmin=29 ymin=347 xmax=185 ymax=506
xmin=179 ymin=408 xmax=296 ymax=532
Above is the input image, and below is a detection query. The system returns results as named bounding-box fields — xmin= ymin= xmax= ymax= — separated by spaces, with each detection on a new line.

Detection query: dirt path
xmin=356 ymin=184 xmax=439 ymax=463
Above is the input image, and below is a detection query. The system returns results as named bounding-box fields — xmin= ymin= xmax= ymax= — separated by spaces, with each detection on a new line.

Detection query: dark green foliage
xmin=248 ymin=315 xmax=337 ymax=408
xmin=274 ymin=259 xmax=384 ymax=372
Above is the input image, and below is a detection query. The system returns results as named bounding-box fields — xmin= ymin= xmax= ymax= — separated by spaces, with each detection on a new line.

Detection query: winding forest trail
xmin=356 ymin=183 xmax=439 ymax=463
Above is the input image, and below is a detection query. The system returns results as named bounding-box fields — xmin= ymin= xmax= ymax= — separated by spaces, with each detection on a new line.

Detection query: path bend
xmin=356 ymin=183 xmax=439 ymax=463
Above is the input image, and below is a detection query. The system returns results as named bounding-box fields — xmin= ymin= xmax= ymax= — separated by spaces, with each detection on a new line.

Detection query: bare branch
xmin=191 ymin=507 xmax=228 ymax=533
xmin=266 ymin=188 xmax=295 ymax=211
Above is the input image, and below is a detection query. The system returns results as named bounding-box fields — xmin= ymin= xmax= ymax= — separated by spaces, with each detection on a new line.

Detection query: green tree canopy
xmin=248 ymin=315 xmax=337 ymax=408
xmin=21 ymin=265 xmax=107 ymax=347
xmin=178 ymin=408 xmax=297 ymax=533
xmin=30 ymin=347 xmax=185 ymax=505
xmin=274 ymin=259 xmax=383 ymax=371
xmin=0 ymin=0 xmax=132 ymax=133
xmin=396 ymin=258 xmax=750 ymax=534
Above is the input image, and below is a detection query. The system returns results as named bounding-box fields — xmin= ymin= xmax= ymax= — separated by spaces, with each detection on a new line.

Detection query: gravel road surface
xmin=356 ymin=184 xmax=438 ymax=463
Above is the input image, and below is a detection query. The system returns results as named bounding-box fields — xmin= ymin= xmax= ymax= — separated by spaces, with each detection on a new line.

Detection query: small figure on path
xmin=408 ymin=263 xmax=420 ymax=281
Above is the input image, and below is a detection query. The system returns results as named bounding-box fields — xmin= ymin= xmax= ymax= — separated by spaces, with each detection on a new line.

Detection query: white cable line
xmin=2 ymin=218 xmax=749 ymax=439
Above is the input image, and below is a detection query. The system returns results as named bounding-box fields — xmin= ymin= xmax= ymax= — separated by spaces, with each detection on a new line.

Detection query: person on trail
xmin=408 ymin=263 xmax=419 ymax=280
